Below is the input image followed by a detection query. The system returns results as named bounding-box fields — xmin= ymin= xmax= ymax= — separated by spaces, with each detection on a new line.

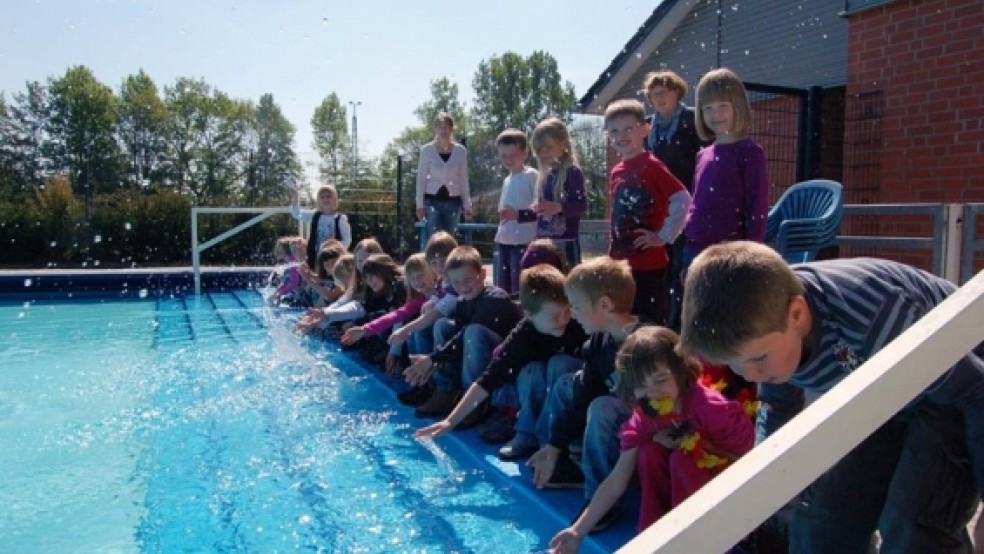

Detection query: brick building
xmin=579 ymin=0 xmax=983 ymax=277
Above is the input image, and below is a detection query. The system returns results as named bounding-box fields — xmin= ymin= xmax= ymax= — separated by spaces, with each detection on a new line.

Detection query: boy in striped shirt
xmin=679 ymin=241 xmax=983 ymax=553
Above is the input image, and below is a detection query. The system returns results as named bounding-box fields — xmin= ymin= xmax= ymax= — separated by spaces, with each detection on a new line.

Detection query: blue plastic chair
xmin=765 ymin=179 xmax=845 ymax=264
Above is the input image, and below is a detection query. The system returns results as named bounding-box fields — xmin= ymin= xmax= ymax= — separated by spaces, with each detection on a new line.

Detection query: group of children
xmin=265 ymin=65 xmax=984 ymax=553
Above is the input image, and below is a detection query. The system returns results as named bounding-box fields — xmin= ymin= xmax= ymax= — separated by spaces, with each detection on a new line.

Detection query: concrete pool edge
xmin=0 ymin=267 xmax=273 ymax=299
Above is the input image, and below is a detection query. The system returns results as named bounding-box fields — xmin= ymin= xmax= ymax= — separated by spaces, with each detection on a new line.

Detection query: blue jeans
xmin=785 ymin=404 xmax=978 ymax=553
xmin=495 ymin=243 xmax=527 ymax=295
xmin=432 ymin=318 xmax=502 ymax=391
xmin=539 ymin=372 xmax=631 ymax=499
xmin=557 ymin=238 xmax=582 ymax=268
xmin=515 ymin=354 xmax=582 ymax=437
xmin=425 ymin=199 xmax=462 ymax=238
xmin=388 ymin=322 xmax=434 ymax=357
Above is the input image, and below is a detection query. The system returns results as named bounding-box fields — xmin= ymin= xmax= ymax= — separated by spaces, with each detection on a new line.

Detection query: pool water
xmin=0 ymin=291 xmax=619 ymax=553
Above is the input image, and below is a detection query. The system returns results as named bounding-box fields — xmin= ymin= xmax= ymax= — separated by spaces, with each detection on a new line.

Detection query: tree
xmin=251 ymin=93 xmax=301 ymax=205
xmin=310 ymin=92 xmax=349 ymax=185
xmin=412 ymin=77 xmax=465 ymax=127
xmin=0 ymin=82 xmax=49 ymax=198
xmin=118 ymin=70 xmax=170 ymax=188
xmin=163 ymin=77 xmax=246 ymax=203
xmin=46 ymin=65 xmax=122 ymax=197
xmin=471 ymin=51 xmax=577 ymax=133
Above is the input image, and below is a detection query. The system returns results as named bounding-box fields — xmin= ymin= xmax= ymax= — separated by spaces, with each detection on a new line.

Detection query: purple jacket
xmin=684 ymin=139 xmax=769 ymax=252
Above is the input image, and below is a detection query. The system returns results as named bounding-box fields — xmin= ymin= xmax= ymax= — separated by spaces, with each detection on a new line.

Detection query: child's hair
xmin=403 ymin=253 xmax=437 ymax=301
xmin=317 ymin=184 xmax=338 ymax=199
xmin=445 ymin=245 xmax=484 ymax=274
xmin=353 ymin=238 xmax=384 ymax=262
xmin=349 ymin=238 xmax=385 ymax=299
xmin=273 ymin=236 xmax=294 ymax=262
xmin=434 ymin=111 xmax=454 ymax=129
xmin=521 ymin=239 xmax=568 ymax=274
xmin=678 ymin=241 xmax=805 ymax=362
xmin=565 ymin=256 xmax=635 ymax=314
xmin=496 ymin=128 xmax=529 ymax=151
xmin=603 ymin=99 xmax=647 ymax=126
xmin=694 ymin=67 xmax=753 ymax=141
xmin=519 ymin=264 xmax=569 ymax=315
xmin=315 ymin=240 xmax=347 ymax=279
xmin=331 ymin=254 xmax=355 ymax=292
xmin=273 ymin=236 xmax=304 ymax=262
xmin=360 ymin=253 xmax=402 ymax=297
xmin=642 ymin=70 xmax=689 ymax=99
xmin=424 ymin=231 xmax=458 ymax=262
xmin=615 ymin=326 xmax=702 ymax=405
xmin=531 ymin=117 xmax=579 ymax=203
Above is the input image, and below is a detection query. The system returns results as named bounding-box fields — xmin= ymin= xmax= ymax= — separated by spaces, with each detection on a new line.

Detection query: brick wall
xmin=844 ymin=0 xmax=984 ymax=273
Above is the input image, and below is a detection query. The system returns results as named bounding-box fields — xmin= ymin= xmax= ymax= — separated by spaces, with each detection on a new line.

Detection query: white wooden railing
xmin=617 ymin=269 xmax=984 ymax=553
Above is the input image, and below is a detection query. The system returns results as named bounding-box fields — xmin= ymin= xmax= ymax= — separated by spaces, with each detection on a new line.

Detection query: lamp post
xmin=348 ymin=100 xmax=361 ymax=186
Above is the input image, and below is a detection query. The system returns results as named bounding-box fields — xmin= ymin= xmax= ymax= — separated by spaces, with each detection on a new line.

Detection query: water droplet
xmin=94 ymin=235 xmax=102 ymax=244
xmin=124 ymin=222 xmax=132 ymax=230
xmin=139 ymin=289 xmax=149 ymax=298
xmin=23 ymin=279 xmax=32 ymax=287
xmin=49 ymin=241 xmax=57 ymax=247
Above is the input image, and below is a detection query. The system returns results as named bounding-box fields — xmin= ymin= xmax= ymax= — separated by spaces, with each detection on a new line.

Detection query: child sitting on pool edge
xmin=403 ymin=245 xmax=523 ymax=429
xmin=413 ymin=263 xmax=586 ymax=459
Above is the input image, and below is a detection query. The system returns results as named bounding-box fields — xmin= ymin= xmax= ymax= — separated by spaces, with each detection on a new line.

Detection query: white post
xmin=192 ymin=207 xmax=201 ymax=296
xmin=943 ymin=203 xmax=964 ymax=284
xmin=617 ymin=271 xmax=984 ymax=554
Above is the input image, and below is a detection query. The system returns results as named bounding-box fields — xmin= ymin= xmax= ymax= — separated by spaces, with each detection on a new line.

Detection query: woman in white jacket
xmin=415 ymin=112 xmax=472 ymax=238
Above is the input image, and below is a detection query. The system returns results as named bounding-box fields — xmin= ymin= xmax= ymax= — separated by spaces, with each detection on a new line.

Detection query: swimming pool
xmin=0 ymin=289 xmax=630 ymax=553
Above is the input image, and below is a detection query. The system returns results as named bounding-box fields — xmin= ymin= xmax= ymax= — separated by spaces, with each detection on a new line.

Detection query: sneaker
xmin=454 ymin=399 xmax=489 ymax=431
xmin=476 ymin=411 xmax=517 ymax=444
xmin=397 ymin=385 xmax=433 ymax=407
xmin=545 ymin=457 xmax=585 ymax=489
xmin=414 ymin=388 xmax=461 ymax=418
xmin=498 ymin=432 xmax=539 ymax=461
xmin=571 ymin=499 xmax=621 ymax=534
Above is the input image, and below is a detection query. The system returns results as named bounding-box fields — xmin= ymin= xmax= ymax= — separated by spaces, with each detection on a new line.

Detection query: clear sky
xmin=2 ymin=0 xmax=653 ymax=162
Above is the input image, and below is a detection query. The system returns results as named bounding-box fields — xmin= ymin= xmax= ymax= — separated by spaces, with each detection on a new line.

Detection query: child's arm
xmin=557 ymin=167 xmax=588 ymax=219
xmin=414 ymin=382 xmax=490 ymax=439
xmin=388 ymin=307 xmax=442 ymax=345
xmin=290 ymin=189 xmax=314 ymax=222
xmin=550 ymin=449 xmax=638 ymax=553
xmin=360 ymin=295 xmax=427 ymax=338
xmin=657 ymin=189 xmax=693 ymax=243
xmin=403 ymin=355 xmax=437 ymax=388
xmin=319 ymin=299 xmax=366 ymax=328
xmin=338 ymin=214 xmax=352 ymax=249
xmin=340 ymin=326 xmax=366 ymax=345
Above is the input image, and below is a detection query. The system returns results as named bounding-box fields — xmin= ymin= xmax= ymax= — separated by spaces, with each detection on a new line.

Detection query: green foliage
xmin=311 ymin=93 xmax=350 ymax=185
xmin=0 ymin=82 xmax=50 ymax=199
xmin=118 ymin=70 xmax=170 ymax=188
xmin=412 ymin=78 xmax=465 ymax=127
xmin=471 ymin=51 xmax=578 ymax=133
xmin=251 ymin=93 xmax=301 ymax=205
xmin=46 ymin=65 xmax=122 ymax=197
